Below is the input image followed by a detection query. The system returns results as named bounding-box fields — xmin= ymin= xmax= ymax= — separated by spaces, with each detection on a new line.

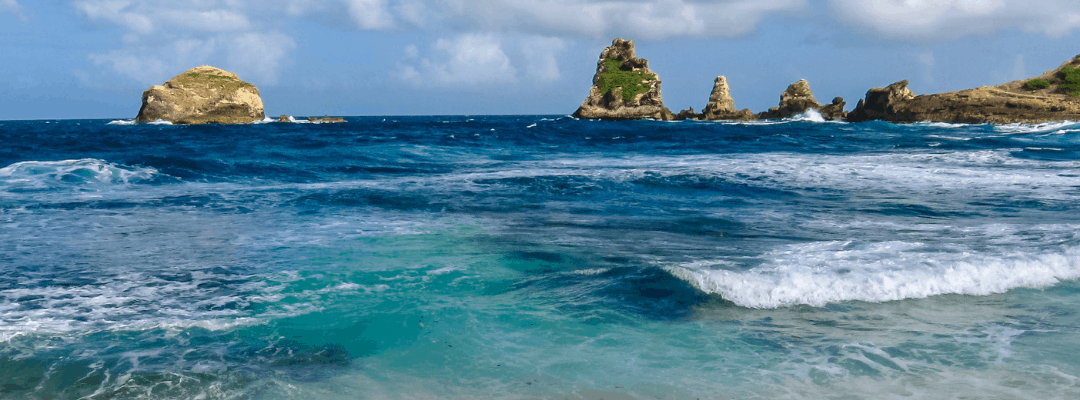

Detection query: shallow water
xmin=1 ymin=116 xmax=1079 ymax=399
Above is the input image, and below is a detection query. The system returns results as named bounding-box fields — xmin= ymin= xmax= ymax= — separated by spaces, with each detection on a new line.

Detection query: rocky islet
xmin=574 ymin=38 xmax=1080 ymax=124
xmin=136 ymin=66 xmax=345 ymax=125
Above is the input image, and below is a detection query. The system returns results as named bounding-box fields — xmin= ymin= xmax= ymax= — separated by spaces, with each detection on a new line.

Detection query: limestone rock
xmin=819 ymin=97 xmax=848 ymax=121
xmin=848 ymin=56 xmax=1080 ymax=123
xmin=573 ymin=38 xmax=674 ymax=121
xmin=136 ymin=66 xmax=264 ymax=124
xmin=759 ymin=79 xmax=821 ymax=119
xmin=846 ymin=80 xmax=916 ymax=122
xmin=701 ymin=75 xmax=755 ymax=121
xmin=674 ymin=107 xmax=701 ymax=121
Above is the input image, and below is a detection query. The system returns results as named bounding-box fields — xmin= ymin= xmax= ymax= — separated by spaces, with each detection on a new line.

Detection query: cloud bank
xmin=69 ymin=0 xmax=1080 ymax=88
xmin=829 ymin=0 xmax=1080 ymax=41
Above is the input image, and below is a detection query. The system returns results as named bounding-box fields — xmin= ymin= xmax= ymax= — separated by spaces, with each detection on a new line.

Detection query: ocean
xmin=1 ymin=112 xmax=1079 ymax=399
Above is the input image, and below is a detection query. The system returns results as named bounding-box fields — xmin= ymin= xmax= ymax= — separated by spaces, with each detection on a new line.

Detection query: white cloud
xmin=829 ymin=0 xmax=1080 ymax=41
xmin=344 ymin=0 xmax=396 ymax=29
xmin=397 ymin=34 xmax=518 ymax=87
xmin=226 ymin=32 xmax=297 ymax=85
xmin=395 ymin=34 xmax=573 ymax=88
xmin=76 ymin=0 xmax=298 ymax=85
xmin=438 ymin=0 xmax=806 ymax=40
xmin=88 ymin=37 xmax=217 ymax=86
xmin=74 ymin=0 xmax=806 ymax=87
xmin=1 ymin=0 xmax=27 ymax=21
xmin=519 ymin=36 xmax=567 ymax=82
xmin=0 ymin=0 xmax=20 ymax=12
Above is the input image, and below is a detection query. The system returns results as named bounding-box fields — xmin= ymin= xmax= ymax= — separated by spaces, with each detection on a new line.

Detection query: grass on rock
xmin=1059 ymin=66 xmax=1080 ymax=97
xmin=597 ymin=58 xmax=656 ymax=102
xmin=1024 ymin=79 xmax=1050 ymax=90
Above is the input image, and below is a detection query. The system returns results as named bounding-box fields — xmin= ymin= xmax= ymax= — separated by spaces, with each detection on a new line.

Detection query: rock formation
xmin=848 ymin=56 xmax=1080 ymax=124
xmin=136 ymin=66 xmax=264 ymax=124
xmin=701 ymin=76 xmax=755 ymax=121
xmin=819 ymin=97 xmax=847 ymax=120
xmin=573 ymin=38 xmax=674 ymax=120
xmin=674 ymin=107 xmax=701 ymax=120
xmin=758 ymin=79 xmax=819 ymax=119
xmin=755 ymin=79 xmax=847 ymax=120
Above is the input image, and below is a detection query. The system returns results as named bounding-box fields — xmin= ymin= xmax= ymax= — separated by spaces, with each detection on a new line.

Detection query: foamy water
xmin=1 ymin=116 xmax=1079 ymax=399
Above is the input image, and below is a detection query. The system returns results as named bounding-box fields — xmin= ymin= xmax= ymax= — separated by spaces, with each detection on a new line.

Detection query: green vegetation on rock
xmin=597 ymin=58 xmax=656 ymax=101
xmin=1059 ymin=66 xmax=1080 ymax=96
xmin=1024 ymin=79 xmax=1050 ymax=90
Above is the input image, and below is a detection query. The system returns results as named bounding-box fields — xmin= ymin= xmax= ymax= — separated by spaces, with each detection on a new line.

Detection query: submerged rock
xmin=305 ymin=116 xmax=346 ymax=123
xmin=573 ymin=38 xmax=674 ymax=120
xmin=701 ymin=75 xmax=755 ymax=121
xmin=848 ymin=56 xmax=1080 ymax=123
xmin=136 ymin=66 xmax=264 ymax=124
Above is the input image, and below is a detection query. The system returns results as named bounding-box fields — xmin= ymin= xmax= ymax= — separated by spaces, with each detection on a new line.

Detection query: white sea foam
xmin=0 ymin=159 xmax=158 ymax=188
xmin=253 ymin=116 xmax=276 ymax=124
xmin=147 ymin=119 xmax=174 ymax=125
xmin=667 ymin=242 xmax=1080 ymax=308
xmin=107 ymin=119 xmax=137 ymax=126
xmin=911 ymin=121 xmax=973 ymax=129
xmin=789 ymin=109 xmax=828 ymax=123
xmin=995 ymin=120 xmax=1079 ymax=133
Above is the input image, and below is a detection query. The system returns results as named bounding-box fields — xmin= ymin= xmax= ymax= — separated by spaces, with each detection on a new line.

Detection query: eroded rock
xmin=701 ymin=75 xmax=755 ymax=121
xmin=136 ymin=66 xmax=264 ymax=124
xmin=759 ymin=79 xmax=821 ymax=119
xmin=573 ymin=38 xmax=673 ymax=120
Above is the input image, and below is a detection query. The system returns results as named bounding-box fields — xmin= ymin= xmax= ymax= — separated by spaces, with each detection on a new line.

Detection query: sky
xmin=3 ymin=0 xmax=1080 ymax=119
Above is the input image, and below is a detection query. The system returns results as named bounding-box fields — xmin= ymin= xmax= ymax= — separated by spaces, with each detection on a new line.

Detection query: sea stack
xmin=136 ymin=66 xmax=265 ymax=124
xmin=848 ymin=55 xmax=1080 ymax=124
xmin=701 ymin=76 xmax=755 ymax=121
xmin=759 ymin=79 xmax=820 ymax=119
xmin=573 ymin=38 xmax=673 ymax=120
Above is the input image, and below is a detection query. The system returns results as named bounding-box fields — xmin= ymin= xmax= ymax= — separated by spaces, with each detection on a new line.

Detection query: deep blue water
xmin=2 ymin=114 xmax=1080 ymax=399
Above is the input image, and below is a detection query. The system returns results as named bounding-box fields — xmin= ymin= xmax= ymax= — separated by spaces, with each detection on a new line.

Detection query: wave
xmin=0 ymin=159 xmax=159 ymax=188
xmin=911 ymin=121 xmax=973 ymax=129
xmin=995 ymin=120 xmax=1079 ymax=134
xmin=667 ymin=241 xmax=1080 ymax=308
xmin=788 ymin=109 xmax=830 ymax=123
xmin=107 ymin=119 xmax=137 ymax=126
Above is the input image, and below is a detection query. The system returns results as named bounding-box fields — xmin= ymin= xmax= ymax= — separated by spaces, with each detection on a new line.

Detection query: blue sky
xmin=2 ymin=0 xmax=1080 ymax=119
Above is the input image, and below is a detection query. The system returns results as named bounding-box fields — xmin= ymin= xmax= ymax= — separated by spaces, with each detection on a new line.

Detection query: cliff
xmin=136 ymin=66 xmax=265 ymax=124
xmin=573 ymin=39 xmax=674 ymax=121
xmin=849 ymin=56 xmax=1080 ymax=124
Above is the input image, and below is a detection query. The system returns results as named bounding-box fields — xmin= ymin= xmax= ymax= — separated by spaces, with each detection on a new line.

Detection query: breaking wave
xmin=0 ymin=159 xmax=159 ymax=189
xmin=667 ymin=242 xmax=1080 ymax=308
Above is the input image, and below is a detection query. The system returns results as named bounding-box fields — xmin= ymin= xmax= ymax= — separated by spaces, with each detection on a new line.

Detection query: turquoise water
xmin=1 ymin=115 xmax=1079 ymax=399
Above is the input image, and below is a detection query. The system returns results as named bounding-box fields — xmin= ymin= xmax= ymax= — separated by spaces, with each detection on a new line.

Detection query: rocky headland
xmin=848 ymin=56 xmax=1080 ymax=123
xmin=573 ymin=39 xmax=674 ymax=121
xmin=137 ymin=66 xmax=264 ymax=124
xmin=574 ymin=38 xmax=1080 ymax=124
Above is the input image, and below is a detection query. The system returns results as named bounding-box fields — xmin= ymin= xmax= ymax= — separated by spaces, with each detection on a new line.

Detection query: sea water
xmin=1 ymin=115 xmax=1079 ymax=399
